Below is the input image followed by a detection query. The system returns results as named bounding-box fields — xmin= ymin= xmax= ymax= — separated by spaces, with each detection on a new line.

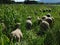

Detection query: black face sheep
xmin=37 ymin=20 xmax=49 ymax=36
xmin=48 ymin=9 xmax=52 ymax=12
xmin=43 ymin=9 xmax=46 ymax=12
xmin=46 ymin=13 xmax=51 ymax=17
xmin=26 ymin=16 xmax=32 ymax=30
xmin=42 ymin=13 xmax=54 ymax=27
xmin=42 ymin=13 xmax=51 ymax=20
xmin=46 ymin=17 xmax=53 ymax=25
xmin=40 ymin=20 xmax=50 ymax=31
xmin=42 ymin=13 xmax=52 ymax=23
xmin=42 ymin=16 xmax=47 ymax=21
xmin=10 ymin=23 xmax=23 ymax=42
xmin=46 ymin=13 xmax=54 ymax=25
xmin=45 ymin=8 xmax=49 ymax=12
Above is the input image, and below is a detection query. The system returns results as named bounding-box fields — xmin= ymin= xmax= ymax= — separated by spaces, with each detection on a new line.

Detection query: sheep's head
xmin=46 ymin=13 xmax=51 ymax=17
xmin=42 ymin=16 xmax=47 ymax=20
xmin=15 ymin=23 xmax=21 ymax=29
xmin=27 ymin=16 xmax=31 ymax=20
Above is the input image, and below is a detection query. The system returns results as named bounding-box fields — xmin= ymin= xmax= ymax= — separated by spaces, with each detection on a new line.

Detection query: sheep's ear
xmin=46 ymin=13 xmax=51 ymax=17
xmin=27 ymin=16 xmax=32 ymax=20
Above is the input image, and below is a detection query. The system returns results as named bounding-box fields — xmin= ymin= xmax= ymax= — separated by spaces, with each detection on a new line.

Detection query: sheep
xmin=42 ymin=16 xmax=47 ymax=20
xmin=46 ymin=13 xmax=54 ymax=25
xmin=42 ymin=13 xmax=51 ymax=20
xmin=42 ymin=13 xmax=54 ymax=27
xmin=0 ymin=20 xmax=7 ymax=34
xmin=1 ymin=23 xmax=6 ymax=32
xmin=45 ymin=8 xmax=49 ymax=12
xmin=45 ymin=17 xmax=53 ymax=25
xmin=43 ymin=9 xmax=46 ymax=12
xmin=48 ymin=9 xmax=52 ymax=12
xmin=26 ymin=16 xmax=32 ymax=30
xmin=37 ymin=19 xmax=50 ymax=36
xmin=10 ymin=23 xmax=23 ymax=42
xmin=46 ymin=13 xmax=51 ymax=17
xmin=43 ymin=13 xmax=52 ymax=23
xmin=40 ymin=20 xmax=50 ymax=31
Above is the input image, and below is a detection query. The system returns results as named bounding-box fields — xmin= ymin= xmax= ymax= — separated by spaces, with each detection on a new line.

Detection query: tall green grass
xmin=0 ymin=4 xmax=60 ymax=45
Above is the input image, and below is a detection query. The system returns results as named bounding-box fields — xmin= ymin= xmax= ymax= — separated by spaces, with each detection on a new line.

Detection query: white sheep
xmin=26 ymin=16 xmax=32 ymax=29
xmin=10 ymin=23 xmax=23 ymax=42
xmin=46 ymin=13 xmax=54 ymax=26
xmin=46 ymin=13 xmax=51 ymax=17
xmin=37 ymin=19 xmax=50 ymax=36
xmin=42 ymin=16 xmax=47 ymax=20
xmin=1 ymin=23 xmax=6 ymax=31
xmin=1 ymin=20 xmax=7 ymax=34
xmin=42 ymin=13 xmax=54 ymax=26
xmin=40 ymin=20 xmax=50 ymax=31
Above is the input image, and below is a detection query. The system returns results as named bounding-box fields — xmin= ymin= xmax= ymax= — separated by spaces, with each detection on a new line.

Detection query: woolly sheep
xmin=42 ymin=13 xmax=54 ymax=27
xmin=42 ymin=13 xmax=51 ymax=20
xmin=42 ymin=16 xmax=47 ymax=21
xmin=1 ymin=20 xmax=6 ymax=34
xmin=10 ymin=23 xmax=23 ymax=42
xmin=40 ymin=20 xmax=50 ymax=31
xmin=26 ymin=16 xmax=32 ymax=29
xmin=46 ymin=13 xmax=51 ymax=17
xmin=46 ymin=13 xmax=54 ymax=25
xmin=43 ymin=9 xmax=46 ymax=12
xmin=37 ymin=20 xmax=49 ymax=36
xmin=48 ymin=9 xmax=52 ymax=12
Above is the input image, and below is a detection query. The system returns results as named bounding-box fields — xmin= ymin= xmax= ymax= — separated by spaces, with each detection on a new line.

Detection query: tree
xmin=0 ymin=0 xmax=12 ymax=3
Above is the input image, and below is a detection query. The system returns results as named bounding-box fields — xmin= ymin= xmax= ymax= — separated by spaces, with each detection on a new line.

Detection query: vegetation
xmin=0 ymin=4 xmax=60 ymax=45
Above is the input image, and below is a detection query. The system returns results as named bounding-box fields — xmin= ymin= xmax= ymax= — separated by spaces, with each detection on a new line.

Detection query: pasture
xmin=0 ymin=4 xmax=60 ymax=45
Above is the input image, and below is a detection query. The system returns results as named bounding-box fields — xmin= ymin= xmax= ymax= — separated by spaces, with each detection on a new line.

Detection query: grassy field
xmin=0 ymin=4 xmax=60 ymax=45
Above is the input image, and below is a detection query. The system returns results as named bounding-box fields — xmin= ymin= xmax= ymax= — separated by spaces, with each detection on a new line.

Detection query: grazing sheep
xmin=45 ymin=17 xmax=52 ymax=25
xmin=1 ymin=20 xmax=7 ymax=34
xmin=42 ymin=16 xmax=47 ymax=21
xmin=1 ymin=20 xmax=5 ymax=30
xmin=42 ymin=13 xmax=54 ymax=27
xmin=26 ymin=16 xmax=32 ymax=30
xmin=46 ymin=13 xmax=54 ymax=26
xmin=46 ymin=8 xmax=49 ymax=12
xmin=46 ymin=13 xmax=51 ymax=17
xmin=40 ymin=13 xmax=54 ymax=27
xmin=10 ymin=23 xmax=23 ymax=42
xmin=37 ymin=20 xmax=49 ymax=36
xmin=40 ymin=20 xmax=50 ymax=31
xmin=1 ymin=23 xmax=6 ymax=32
xmin=48 ymin=9 xmax=52 ymax=12
xmin=42 ymin=13 xmax=51 ymax=20
xmin=43 ymin=9 xmax=46 ymax=12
